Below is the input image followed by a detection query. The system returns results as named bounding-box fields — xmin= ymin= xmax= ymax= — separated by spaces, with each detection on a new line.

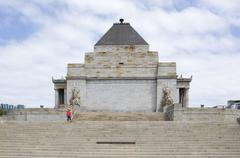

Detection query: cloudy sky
xmin=0 ymin=0 xmax=239 ymax=108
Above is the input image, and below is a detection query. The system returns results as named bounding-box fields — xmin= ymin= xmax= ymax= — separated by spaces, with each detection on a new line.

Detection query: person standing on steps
xmin=66 ymin=109 xmax=72 ymax=122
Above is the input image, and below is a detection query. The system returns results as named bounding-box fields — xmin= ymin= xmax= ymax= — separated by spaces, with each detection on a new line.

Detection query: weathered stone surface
xmin=86 ymin=80 xmax=156 ymax=112
xmin=94 ymin=45 xmax=149 ymax=52
xmin=157 ymin=62 xmax=177 ymax=78
xmin=173 ymin=107 xmax=240 ymax=123
xmin=6 ymin=108 xmax=65 ymax=122
xmin=74 ymin=112 xmax=165 ymax=121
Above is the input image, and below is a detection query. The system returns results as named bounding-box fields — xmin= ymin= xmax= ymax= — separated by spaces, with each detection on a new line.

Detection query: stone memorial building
xmin=53 ymin=19 xmax=191 ymax=112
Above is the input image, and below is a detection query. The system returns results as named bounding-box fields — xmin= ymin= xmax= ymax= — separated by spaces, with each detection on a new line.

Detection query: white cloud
xmin=0 ymin=0 xmax=239 ymax=107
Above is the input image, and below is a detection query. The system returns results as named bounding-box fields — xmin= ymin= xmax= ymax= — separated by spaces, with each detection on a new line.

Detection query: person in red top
xmin=66 ymin=109 xmax=72 ymax=122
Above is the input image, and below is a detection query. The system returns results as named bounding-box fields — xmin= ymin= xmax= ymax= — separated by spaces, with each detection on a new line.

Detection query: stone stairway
xmin=74 ymin=112 xmax=165 ymax=121
xmin=0 ymin=121 xmax=240 ymax=157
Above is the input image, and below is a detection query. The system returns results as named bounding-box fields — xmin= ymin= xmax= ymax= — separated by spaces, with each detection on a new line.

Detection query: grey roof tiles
xmin=95 ymin=22 xmax=148 ymax=46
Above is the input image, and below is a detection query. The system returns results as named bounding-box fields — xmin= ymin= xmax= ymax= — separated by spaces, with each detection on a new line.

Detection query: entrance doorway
xmin=179 ymin=88 xmax=185 ymax=107
xmin=58 ymin=89 xmax=64 ymax=105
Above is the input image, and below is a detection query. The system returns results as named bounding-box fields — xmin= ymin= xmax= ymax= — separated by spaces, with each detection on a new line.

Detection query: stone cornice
xmin=157 ymin=76 xmax=177 ymax=79
xmin=66 ymin=76 xmax=158 ymax=80
xmin=52 ymin=79 xmax=66 ymax=83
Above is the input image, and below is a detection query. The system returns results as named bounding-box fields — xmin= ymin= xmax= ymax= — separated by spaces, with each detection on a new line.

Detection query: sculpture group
xmin=68 ymin=88 xmax=81 ymax=116
xmin=161 ymin=87 xmax=174 ymax=112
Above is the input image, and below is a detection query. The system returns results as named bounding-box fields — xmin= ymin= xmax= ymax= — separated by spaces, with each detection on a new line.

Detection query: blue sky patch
xmin=0 ymin=7 xmax=38 ymax=45
xmin=230 ymin=25 xmax=240 ymax=37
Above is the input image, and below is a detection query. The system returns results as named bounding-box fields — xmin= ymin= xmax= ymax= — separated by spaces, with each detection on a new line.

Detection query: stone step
xmin=73 ymin=112 xmax=166 ymax=121
xmin=0 ymin=121 xmax=239 ymax=157
xmin=0 ymin=156 xmax=240 ymax=158
xmin=0 ymin=146 xmax=239 ymax=151
xmin=0 ymin=152 xmax=240 ymax=156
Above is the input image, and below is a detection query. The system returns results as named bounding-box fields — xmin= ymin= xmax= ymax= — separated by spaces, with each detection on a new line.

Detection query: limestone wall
xmin=67 ymin=50 xmax=158 ymax=78
xmin=85 ymin=51 xmax=158 ymax=67
xmin=94 ymin=45 xmax=149 ymax=53
xmin=158 ymin=62 xmax=177 ymax=78
xmin=6 ymin=108 xmax=65 ymax=122
xmin=85 ymin=67 xmax=157 ymax=78
xmin=67 ymin=64 xmax=85 ymax=77
xmin=86 ymin=79 xmax=157 ymax=112
xmin=174 ymin=107 xmax=240 ymax=123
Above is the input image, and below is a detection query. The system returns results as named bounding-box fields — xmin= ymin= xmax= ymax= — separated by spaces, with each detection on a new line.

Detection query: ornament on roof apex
xmin=119 ymin=18 xmax=124 ymax=23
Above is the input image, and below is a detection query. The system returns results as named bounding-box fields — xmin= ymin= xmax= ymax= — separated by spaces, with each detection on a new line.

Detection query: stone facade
xmin=53 ymin=20 xmax=191 ymax=112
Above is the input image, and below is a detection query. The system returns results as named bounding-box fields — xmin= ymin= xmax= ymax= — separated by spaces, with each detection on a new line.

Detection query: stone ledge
xmin=68 ymin=64 xmax=85 ymax=68
xmin=158 ymin=62 xmax=176 ymax=67
xmin=157 ymin=76 xmax=177 ymax=79
xmin=67 ymin=76 xmax=158 ymax=80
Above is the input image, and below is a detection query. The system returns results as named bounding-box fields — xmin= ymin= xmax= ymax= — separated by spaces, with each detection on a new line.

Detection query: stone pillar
xmin=179 ymin=88 xmax=185 ymax=108
xmin=54 ymin=89 xmax=59 ymax=108
xmin=184 ymin=88 xmax=189 ymax=107
xmin=64 ymin=88 xmax=67 ymax=105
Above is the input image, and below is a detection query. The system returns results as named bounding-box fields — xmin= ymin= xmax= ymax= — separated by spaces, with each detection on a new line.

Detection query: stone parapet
xmin=174 ymin=107 xmax=240 ymax=123
xmin=6 ymin=108 xmax=65 ymax=122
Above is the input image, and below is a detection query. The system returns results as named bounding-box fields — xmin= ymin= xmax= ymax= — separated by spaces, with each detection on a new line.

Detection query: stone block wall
xmin=67 ymin=64 xmax=85 ymax=77
xmin=158 ymin=62 xmax=177 ymax=78
xmin=85 ymin=79 xmax=157 ymax=112
xmin=94 ymin=45 xmax=149 ymax=53
xmin=85 ymin=51 xmax=158 ymax=68
xmin=85 ymin=67 xmax=157 ymax=78
xmin=6 ymin=108 xmax=65 ymax=122
xmin=174 ymin=107 xmax=240 ymax=123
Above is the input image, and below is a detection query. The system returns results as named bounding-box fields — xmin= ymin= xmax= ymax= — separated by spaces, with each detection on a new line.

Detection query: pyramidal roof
xmin=95 ymin=19 xmax=148 ymax=46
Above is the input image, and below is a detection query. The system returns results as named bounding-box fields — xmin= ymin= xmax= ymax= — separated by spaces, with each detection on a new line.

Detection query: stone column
xmin=156 ymin=79 xmax=162 ymax=112
xmin=179 ymin=88 xmax=185 ymax=108
xmin=54 ymin=89 xmax=59 ymax=108
xmin=64 ymin=88 xmax=67 ymax=105
xmin=184 ymin=88 xmax=189 ymax=107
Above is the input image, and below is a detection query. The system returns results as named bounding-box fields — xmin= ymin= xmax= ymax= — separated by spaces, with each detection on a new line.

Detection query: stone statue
xmin=69 ymin=88 xmax=81 ymax=107
xmin=68 ymin=88 xmax=81 ymax=117
xmin=161 ymin=87 xmax=173 ymax=110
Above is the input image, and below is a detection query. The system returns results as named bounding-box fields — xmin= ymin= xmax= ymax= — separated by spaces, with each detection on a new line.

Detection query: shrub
xmin=0 ymin=108 xmax=7 ymax=116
